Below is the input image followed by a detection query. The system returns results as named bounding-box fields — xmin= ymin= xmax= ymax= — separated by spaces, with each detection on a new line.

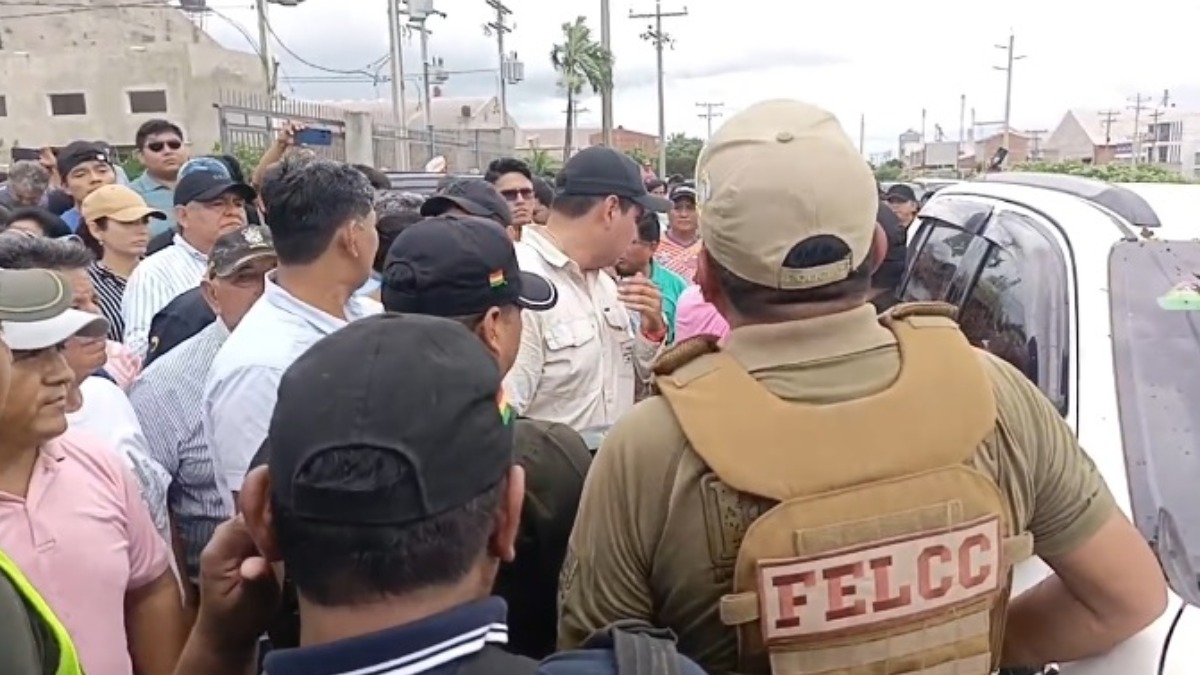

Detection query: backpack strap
xmin=581 ymin=620 xmax=683 ymax=675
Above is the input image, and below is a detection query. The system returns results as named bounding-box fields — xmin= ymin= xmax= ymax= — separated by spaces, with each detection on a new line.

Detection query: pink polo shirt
xmin=0 ymin=432 xmax=170 ymax=675
xmin=673 ymin=285 xmax=731 ymax=344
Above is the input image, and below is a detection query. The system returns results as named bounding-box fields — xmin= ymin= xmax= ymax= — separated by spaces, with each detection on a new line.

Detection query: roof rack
xmin=974 ymin=172 xmax=1162 ymax=228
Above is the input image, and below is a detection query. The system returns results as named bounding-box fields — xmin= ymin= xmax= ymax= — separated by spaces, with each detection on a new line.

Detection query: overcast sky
xmin=204 ymin=0 xmax=1200 ymax=154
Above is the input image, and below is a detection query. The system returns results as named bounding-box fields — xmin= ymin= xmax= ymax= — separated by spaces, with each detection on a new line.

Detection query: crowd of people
xmin=0 ymin=100 xmax=1170 ymax=675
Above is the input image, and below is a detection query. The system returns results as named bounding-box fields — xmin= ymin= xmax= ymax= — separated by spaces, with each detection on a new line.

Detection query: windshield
xmin=1109 ymin=238 xmax=1200 ymax=605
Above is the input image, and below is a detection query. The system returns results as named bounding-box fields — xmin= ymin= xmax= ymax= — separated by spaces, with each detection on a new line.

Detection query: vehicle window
xmin=902 ymin=222 xmax=976 ymax=303
xmin=1109 ymin=239 xmax=1200 ymax=606
xmin=957 ymin=212 xmax=1070 ymax=414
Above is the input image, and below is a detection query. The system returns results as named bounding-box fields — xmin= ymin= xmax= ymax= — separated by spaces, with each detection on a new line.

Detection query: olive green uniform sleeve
xmin=0 ymin=575 xmax=44 ymax=675
xmin=557 ymin=397 xmax=681 ymax=649
xmin=983 ymin=353 xmax=1117 ymax=558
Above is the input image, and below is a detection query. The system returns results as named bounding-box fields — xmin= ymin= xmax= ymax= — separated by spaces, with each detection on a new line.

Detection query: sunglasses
xmin=145 ymin=140 xmax=183 ymax=153
xmin=499 ymin=188 xmax=534 ymax=202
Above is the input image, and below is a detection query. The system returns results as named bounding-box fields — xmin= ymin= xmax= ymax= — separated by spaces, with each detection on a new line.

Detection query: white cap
xmin=1 ymin=308 xmax=108 ymax=351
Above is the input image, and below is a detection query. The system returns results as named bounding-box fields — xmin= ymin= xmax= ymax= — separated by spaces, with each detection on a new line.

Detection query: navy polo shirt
xmin=263 ymin=597 xmax=518 ymax=675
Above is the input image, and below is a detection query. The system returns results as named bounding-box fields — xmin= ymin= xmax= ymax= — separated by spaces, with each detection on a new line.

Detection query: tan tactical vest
xmin=654 ymin=303 xmax=1033 ymax=675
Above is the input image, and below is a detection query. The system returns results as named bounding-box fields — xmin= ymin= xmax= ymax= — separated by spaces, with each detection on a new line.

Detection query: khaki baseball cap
xmin=0 ymin=268 xmax=108 ymax=350
xmin=695 ymin=100 xmax=879 ymax=290
xmin=81 ymin=184 xmax=165 ymax=224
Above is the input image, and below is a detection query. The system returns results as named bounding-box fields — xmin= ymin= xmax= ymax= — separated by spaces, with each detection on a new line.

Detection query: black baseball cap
xmin=143 ymin=288 xmax=216 ymax=368
xmin=884 ymin=184 xmax=918 ymax=203
xmin=382 ymin=214 xmax=557 ymax=316
xmin=268 ymin=313 xmax=516 ymax=525
xmin=419 ymin=178 xmax=512 ymax=228
xmin=207 ymin=225 xmax=276 ymax=278
xmin=57 ymin=141 xmax=111 ymax=180
xmin=558 ymin=147 xmax=672 ymax=212
xmin=174 ymin=168 xmax=257 ymax=206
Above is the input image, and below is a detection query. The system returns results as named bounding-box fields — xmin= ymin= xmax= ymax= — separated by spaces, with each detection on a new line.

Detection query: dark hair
xmin=74 ymin=218 xmax=105 ymax=258
xmin=531 ymin=176 xmax=554 ymax=207
xmin=262 ymin=160 xmax=375 ymax=265
xmin=484 ymin=157 xmax=532 ymax=184
xmin=635 ymin=210 xmax=661 ymax=244
xmin=551 ymin=195 xmax=635 ymax=220
xmin=135 ymin=119 xmax=185 ymax=149
xmin=0 ymin=231 xmax=94 ymax=270
xmin=4 ymin=207 xmax=72 ymax=239
xmin=212 ymin=154 xmax=247 ymax=184
xmin=45 ymin=190 xmax=75 ymax=217
xmin=372 ymin=211 xmax=423 ymax=273
xmin=644 ymin=177 xmax=665 ymax=193
xmin=352 ymin=164 xmax=392 ymax=191
xmin=708 ymin=237 xmax=873 ymax=316
xmin=272 ymin=447 xmax=503 ymax=606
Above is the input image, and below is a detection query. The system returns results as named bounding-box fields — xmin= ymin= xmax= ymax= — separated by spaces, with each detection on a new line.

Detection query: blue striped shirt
xmin=204 ymin=275 xmax=381 ymax=505
xmin=128 ymin=320 xmax=232 ymax=580
xmin=121 ymin=234 xmax=207 ymax=358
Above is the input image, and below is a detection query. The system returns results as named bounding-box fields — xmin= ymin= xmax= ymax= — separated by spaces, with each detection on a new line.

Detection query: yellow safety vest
xmin=0 ymin=550 xmax=84 ymax=675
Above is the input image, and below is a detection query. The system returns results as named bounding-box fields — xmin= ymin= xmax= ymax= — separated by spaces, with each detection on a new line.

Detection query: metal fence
xmin=215 ymin=91 xmax=349 ymax=162
xmin=215 ymin=91 xmax=517 ymax=174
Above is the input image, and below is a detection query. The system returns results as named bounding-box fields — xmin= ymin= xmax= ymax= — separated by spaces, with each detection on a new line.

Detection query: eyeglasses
xmin=145 ymin=140 xmax=183 ymax=153
xmin=499 ymin=188 xmax=534 ymax=202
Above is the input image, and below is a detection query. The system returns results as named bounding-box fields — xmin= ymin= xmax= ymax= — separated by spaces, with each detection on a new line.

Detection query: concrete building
xmin=518 ymin=125 xmax=659 ymax=159
xmin=0 ymin=0 xmax=264 ymax=153
xmin=1042 ymin=109 xmax=1138 ymax=164
xmin=1138 ymin=109 xmax=1200 ymax=178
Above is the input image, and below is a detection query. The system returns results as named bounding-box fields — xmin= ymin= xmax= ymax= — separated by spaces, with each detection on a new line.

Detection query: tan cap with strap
xmin=694 ymin=100 xmax=878 ymax=290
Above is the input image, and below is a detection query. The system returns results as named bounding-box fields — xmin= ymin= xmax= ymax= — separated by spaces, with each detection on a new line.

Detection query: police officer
xmin=557 ymin=100 xmax=1166 ymax=674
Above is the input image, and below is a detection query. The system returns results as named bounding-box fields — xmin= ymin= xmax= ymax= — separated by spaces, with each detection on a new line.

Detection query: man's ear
xmin=199 ymin=278 xmax=220 ymax=315
xmin=869 ymin=223 xmax=888 ymax=275
xmin=240 ymin=466 xmax=282 ymax=563
xmin=476 ymin=306 xmax=504 ymax=359
xmin=696 ymin=248 xmax=718 ymax=304
xmin=489 ymin=465 xmax=525 ymax=563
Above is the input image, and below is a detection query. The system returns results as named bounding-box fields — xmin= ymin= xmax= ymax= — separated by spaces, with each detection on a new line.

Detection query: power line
xmin=262 ymin=15 xmax=385 ymax=78
xmin=695 ymin=101 xmax=723 ymax=138
xmin=0 ymin=1 xmax=165 ymax=20
xmin=630 ymin=0 xmax=687 ymax=177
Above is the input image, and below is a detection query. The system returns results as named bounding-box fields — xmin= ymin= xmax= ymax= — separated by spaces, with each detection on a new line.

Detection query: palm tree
xmin=525 ymin=147 xmax=560 ymax=177
xmin=550 ymin=16 xmax=613 ymax=163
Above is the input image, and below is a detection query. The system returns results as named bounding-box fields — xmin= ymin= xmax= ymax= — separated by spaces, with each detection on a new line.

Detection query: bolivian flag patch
xmin=489 ymin=270 xmax=507 ymax=288
xmin=497 ymin=388 xmax=514 ymax=425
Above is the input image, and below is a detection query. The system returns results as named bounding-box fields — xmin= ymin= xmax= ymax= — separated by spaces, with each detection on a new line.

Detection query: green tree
xmin=664 ymin=133 xmax=704 ymax=178
xmin=874 ymin=158 xmax=904 ymax=181
xmin=525 ymin=147 xmax=560 ymax=177
xmin=1012 ymin=160 xmax=1192 ymax=183
xmin=550 ymin=17 xmax=613 ymax=164
xmin=627 ymin=147 xmax=650 ymax=168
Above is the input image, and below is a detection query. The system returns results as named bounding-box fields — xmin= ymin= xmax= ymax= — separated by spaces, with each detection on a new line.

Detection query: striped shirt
xmin=654 ymin=231 xmax=702 ymax=282
xmin=121 ymin=235 xmax=208 ymax=358
xmin=87 ymin=262 xmax=128 ymax=342
xmin=129 ymin=320 xmax=231 ymax=580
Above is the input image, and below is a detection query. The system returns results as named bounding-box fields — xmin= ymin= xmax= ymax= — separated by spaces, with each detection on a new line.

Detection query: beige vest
xmin=654 ymin=303 xmax=1033 ymax=674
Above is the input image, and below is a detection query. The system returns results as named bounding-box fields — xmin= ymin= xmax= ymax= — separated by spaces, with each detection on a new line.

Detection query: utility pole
xmin=1026 ymin=129 xmax=1047 ymax=161
xmin=957 ymin=94 xmax=966 ymax=177
xmin=407 ymin=2 xmax=446 ymax=163
xmin=599 ymin=0 xmax=613 ymax=146
xmin=858 ymin=113 xmax=865 ymax=155
xmin=696 ymin=101 xmax=723 ymax=138
xmin=993 ymin=31 xmax=1026 ymax=153
xmin=631 ymin=0 xmax=688 ymax=178
xmin=386 ymin=0 xmax=409 ymax=169
xmin=1098 ymin=109 xmax=1120 ymax=145
xmin=484 ymin=0 xmax=512 ymax=133
xmin=1148 ymin=108 xmax=1165 ymax=163
xmin=919 ymin=108 xmax=927 ymax=168
xmin=255 ymin=0 xmax=276 ymax=96
xmin=1128 ymin=93 xmax=1152 ymax=165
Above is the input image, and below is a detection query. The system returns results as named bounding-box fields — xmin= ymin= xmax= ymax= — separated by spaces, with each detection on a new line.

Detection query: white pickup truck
xmin=907 ymin=172 xmax=1200 ymax=675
